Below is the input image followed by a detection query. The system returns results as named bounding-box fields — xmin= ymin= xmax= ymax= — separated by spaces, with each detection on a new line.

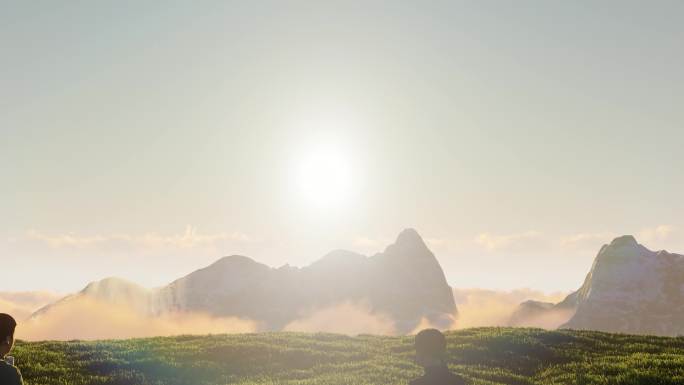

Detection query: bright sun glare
xmin=296 ymin=147 xmax=353 ymax=210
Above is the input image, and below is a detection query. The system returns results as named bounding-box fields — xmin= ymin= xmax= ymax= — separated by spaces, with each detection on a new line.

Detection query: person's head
xmin=0 ymin=313 xmax=17 ymax=358
xmin=415 ymin=328 xmax=446 ymax=368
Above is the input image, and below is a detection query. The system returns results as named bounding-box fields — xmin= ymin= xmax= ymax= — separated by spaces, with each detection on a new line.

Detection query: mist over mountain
xmin=511 ymin=235 xmax=684 ymax=336
xmin=30 ymin=229 xmax=456 ymax=335
xmin=31 ymin=277 xmax=160 ymax=320
xmin=30 ymin=230 xmax=684 ymax=338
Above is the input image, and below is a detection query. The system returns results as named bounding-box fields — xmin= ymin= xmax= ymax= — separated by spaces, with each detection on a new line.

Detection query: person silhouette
xmin=0 ymin=314 xmax=23 ymax=385
xmin=410 ymin=328 xmax=465 ymax=385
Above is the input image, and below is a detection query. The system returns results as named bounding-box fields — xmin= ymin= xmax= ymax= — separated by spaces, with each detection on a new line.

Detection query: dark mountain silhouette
xmin=32 ymin=229 xmax=457 ymax=333
xmin=510 ymin=235 xmax=684 ymax=336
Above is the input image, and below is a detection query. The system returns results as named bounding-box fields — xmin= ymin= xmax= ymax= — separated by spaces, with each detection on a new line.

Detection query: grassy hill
xmin=13 ymin=327 xmax=684 ymax=385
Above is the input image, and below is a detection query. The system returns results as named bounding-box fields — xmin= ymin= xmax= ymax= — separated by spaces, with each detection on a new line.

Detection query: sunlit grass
xmin=14 ymin=328 xmax=684 ymax=385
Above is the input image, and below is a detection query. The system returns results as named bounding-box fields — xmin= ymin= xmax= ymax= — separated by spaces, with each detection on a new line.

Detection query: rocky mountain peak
xmin=395 ymin=228 xmax=426 ymax=246
xmin=593 ymin=235 xmax=651 ymax=264
xmin=559 ymin=236 xmax=684 ymax=336
xmin=608 ymin=235 xmax=639 ymax=248
xmin=30 ymin=228 xmax=457 ymax=334
xmin=384 ymin=228 xmax=431 ymax=258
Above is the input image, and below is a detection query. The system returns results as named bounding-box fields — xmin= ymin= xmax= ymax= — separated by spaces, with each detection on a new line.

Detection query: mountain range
xmin=31 ymin=231 xmax=684 ymax=337
xmin=32 ymin=228 xmax=457 ymax=333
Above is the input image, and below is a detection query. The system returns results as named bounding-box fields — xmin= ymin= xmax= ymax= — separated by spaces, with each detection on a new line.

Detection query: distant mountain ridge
xmin=510 ymin=235 xmax=684 ymax=336
xmin=32 ymin=229 xmax=457 ymax=333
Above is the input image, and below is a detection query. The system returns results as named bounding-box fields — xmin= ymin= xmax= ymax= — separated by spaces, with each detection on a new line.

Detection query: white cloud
xmin=474 ymin=231 xmax=543 ymax=252
xmin=560 ymin=226 xmax=680 ymax=253
xmin=560 ymin=232 xmax=615 ymax=251
xmin=638 ymin=225 xmax=675 ymax=243
xmin=352 ymin=235 xmax=458 ymax=255
xmin=25 ymin=226 xmax=254 ymax=252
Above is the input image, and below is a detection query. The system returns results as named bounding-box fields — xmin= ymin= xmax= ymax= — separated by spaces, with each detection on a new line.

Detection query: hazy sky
xmin=2 ymin=1 xmax=683 ymax=293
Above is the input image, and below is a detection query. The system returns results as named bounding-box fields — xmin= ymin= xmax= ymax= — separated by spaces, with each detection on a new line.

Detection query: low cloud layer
xmin=18 ymin=297 xmax=257 ymax=341
xmin=509 ymin=306 xmax=576 ymax=330
xmin=4 ymin=287 xmax=579 ymax=340
xmin=0 ymin=292 xmax=62 ymax=320
xmin=18 ymin=299 xmax=397 ymax=340
xmin=284 ymin=301 xmax=397 ymax=336
xmin=453 ymin=288 xmax=569 ymax=329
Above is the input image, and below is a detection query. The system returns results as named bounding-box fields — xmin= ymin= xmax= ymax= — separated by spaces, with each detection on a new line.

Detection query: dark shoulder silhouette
xmin=0 ymin=313 xmax=22 ymax=385
xmin=0 ymin=361 xmax=23 ymax=385
xmin=409 ymin=364 xmax=465 ymax=385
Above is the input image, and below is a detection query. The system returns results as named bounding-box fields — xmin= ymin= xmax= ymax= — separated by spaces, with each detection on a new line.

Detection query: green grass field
xmin=13 ymin=327 xmax=684 ymax=385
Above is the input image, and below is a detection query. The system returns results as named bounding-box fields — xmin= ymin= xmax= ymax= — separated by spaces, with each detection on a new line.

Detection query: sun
xmin=295 ymin=147 xmax=354 ymax=210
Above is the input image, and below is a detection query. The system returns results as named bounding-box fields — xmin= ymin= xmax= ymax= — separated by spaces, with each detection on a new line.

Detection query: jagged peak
xmin=608 ymin=235 xmax=639 ymax=248
xmin=378 ymin=228 xmax=438 ymax=266
xmin=594 ymin=235 xmax=653 ymax=260
xmin=394 ymin=228 xmax=428 ymax=249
